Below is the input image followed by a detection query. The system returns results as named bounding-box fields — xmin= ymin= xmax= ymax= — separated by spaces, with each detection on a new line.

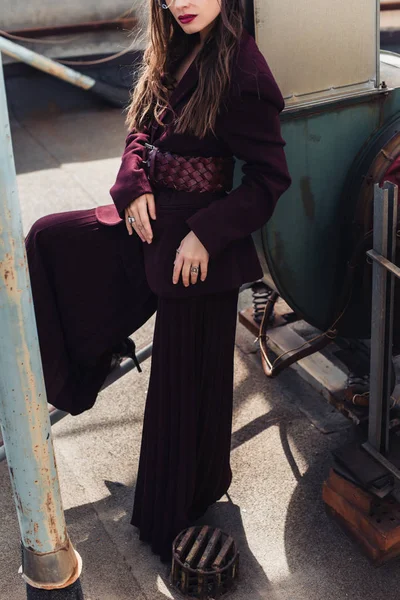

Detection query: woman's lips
xmin=179 ymin=15 xmax=197 ymax=24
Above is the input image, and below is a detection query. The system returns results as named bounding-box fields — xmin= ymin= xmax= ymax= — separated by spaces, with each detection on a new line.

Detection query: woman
xmin=106 ymin=0 xmax=292 ymax=562
xmin=26 ymin=0 xmax=291 ymax=563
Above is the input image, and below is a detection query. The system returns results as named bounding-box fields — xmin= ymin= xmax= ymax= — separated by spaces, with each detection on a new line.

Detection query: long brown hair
xmin=124 ymin=0 xmax=245 ymax=139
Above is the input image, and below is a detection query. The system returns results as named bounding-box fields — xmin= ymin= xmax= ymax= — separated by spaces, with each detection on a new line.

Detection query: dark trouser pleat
xmin=25 ymin=209 xmax=157 ymax=415
xmin=131 ymin=287 xmax=240 ymax=562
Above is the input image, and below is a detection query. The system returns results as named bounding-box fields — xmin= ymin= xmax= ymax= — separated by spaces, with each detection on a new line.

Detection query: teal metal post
xmin=0 ymin=54 xmax=82 ymax=591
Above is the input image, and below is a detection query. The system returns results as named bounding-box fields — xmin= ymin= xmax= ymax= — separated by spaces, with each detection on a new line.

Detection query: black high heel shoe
xmin=110 ymin=338 xmax=142 ymax=373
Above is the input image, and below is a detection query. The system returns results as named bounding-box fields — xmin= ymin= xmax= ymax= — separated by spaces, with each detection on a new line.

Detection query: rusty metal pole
xmin=0 ymin=53 xmax=83 ymax=595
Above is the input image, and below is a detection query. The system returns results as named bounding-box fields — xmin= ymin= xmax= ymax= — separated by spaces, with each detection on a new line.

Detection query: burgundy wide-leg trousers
xmin=25 ymin=208 xmax=240 ymax=562
xmin=25 ymin=208 xmax=157 ymax=415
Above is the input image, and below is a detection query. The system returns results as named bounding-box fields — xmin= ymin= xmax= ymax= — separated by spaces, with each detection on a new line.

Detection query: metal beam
xmin=368 ymin=182 xmax=398 ymax=455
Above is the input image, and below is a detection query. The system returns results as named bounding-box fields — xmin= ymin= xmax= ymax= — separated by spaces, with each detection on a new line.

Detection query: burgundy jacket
xmin=98 ymin=28 xmax=292 ymax=298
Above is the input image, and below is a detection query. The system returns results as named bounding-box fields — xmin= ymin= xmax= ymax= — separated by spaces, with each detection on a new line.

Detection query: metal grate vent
xmin=170 ymin=525 xmax=239 ymax=599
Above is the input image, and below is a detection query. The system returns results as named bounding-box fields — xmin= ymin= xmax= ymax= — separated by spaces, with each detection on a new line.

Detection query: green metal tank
xmin=249 ymin=0 xmax=400 ymax=340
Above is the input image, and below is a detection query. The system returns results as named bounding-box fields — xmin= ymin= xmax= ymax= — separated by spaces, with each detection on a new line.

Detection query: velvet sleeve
xmin=109 ymin=125 xmax=154 ymax=219
xmin=185 ymin=72 xmax=292 ymax=258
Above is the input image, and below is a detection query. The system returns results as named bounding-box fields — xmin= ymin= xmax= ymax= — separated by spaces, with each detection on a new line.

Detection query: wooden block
xmin=325 ymin=505 xmax=400 ymax=566
xmin=326 ymin=468 xmax=374 ymax=515
xmin=323 ymin=481 xmax=400 ymax=553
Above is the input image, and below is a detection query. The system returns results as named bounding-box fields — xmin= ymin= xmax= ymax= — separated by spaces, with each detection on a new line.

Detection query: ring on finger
xmin=128 ymin=216 xmax=136 ymax=224
xmin=190 ymin=265 xmax=199 ymax=274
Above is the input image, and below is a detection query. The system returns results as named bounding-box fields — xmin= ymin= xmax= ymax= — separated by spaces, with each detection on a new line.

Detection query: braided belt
xmin=142 ymin=143 xmax=234 ymax=193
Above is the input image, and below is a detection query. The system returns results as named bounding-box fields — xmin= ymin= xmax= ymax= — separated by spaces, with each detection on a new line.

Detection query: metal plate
xmin=253 ymin=0 xmax=379 ymax=105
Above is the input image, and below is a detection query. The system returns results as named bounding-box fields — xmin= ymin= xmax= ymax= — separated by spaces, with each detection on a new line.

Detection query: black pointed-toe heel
xmin=124 ymin=337 xmax=142 ymax=373
xmin=110 ymin=337 xmax=142 ymax=373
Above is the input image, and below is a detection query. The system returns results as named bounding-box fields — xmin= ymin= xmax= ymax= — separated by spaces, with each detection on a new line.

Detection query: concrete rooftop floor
xmin=1 ymin=104 xmax=400 ymax=599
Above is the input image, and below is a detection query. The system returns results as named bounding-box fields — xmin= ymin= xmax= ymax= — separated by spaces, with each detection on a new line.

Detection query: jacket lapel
xmin=169 ymin=57 xmax=200 ymax=109
xmin=150 ymin=30 xmax=250 ymax=143
xmin=151 ymin=58 xmax=200 ymax=143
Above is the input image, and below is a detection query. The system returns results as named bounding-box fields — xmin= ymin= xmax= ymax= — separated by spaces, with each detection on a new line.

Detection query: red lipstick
xmin=179 ymin=14 xmax=197 ymax=24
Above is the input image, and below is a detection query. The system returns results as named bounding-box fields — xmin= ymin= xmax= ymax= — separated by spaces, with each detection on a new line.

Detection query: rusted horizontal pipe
xmin=5 ymin=17 xmax=138 ymax=39
xmin=0 ymin=35 xmax=127 ymax=106
xmin=0 ymin=342 xmax=154 ymax=463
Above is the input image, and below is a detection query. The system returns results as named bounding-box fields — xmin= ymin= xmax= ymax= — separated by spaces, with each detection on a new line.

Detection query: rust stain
xmin=45 ymin=491 xmax=63 ymax=547
xmin=300 ymin=176 xmax=315 ymax=220
xmin=15 ymin=491 xmax=24 ymax=514
xmin=25 ymin=539 xmax=81 ymax=590
xmin=1 ymin=216 xmax=68 ymax=552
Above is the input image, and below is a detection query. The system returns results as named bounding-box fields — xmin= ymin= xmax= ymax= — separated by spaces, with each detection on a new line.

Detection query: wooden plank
xmin=266 ymin=325 xmax=348 ymax=402
xmin=238 ymin=306 xmax=348 ymax=401
xmin=238 ymin=310 xmax=355 ymax=431
xmin=238 ymin=307 xmax=259 ymax=337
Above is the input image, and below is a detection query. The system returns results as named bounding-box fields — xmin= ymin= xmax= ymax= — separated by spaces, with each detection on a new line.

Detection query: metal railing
xmin=0 ymin=342 xmax=153 ymax=464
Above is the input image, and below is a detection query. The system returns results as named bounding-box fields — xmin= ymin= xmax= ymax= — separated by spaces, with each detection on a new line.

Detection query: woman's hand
xmin=173 ymin=231 xmax=209 ymax=287
xmin=124 ymin=193 xmax=156 ymax=243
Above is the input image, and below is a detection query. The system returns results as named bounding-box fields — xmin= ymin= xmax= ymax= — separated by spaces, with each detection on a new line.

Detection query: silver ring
xmin=128 ymin=216 xmax=136 ymax=224
xmin=190 ymin=266 xmax=199 ymax=274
